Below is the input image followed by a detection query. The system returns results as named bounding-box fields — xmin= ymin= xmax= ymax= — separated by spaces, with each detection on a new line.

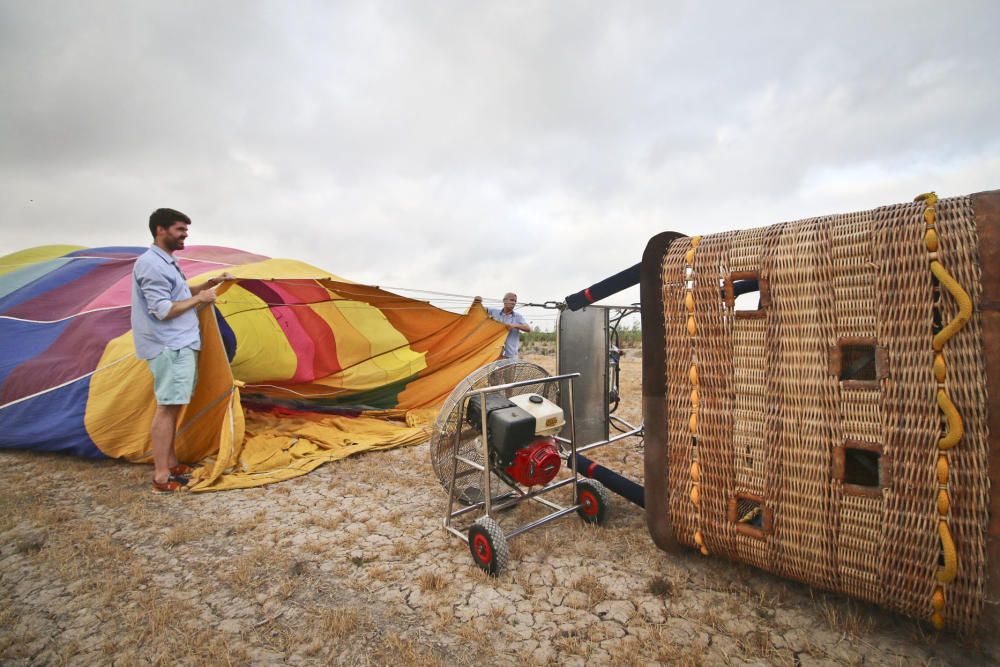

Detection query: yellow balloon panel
xmin=220 ymin=285 xmax=299 ymax=383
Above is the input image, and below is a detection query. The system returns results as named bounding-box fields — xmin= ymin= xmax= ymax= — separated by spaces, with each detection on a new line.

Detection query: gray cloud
xmin=2 ymin=0 xmax=999 ymax=322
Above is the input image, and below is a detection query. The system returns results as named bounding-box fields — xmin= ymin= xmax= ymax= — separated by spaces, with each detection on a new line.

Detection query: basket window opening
xmin=736 ymin=498 xmax=763 ymax=529
xmin=840 ymin=344 xmax=877 ymax=382
xmin=844 ymin=446 xmax=880 ymax=488
xmin=733 ymin=285 xmax=761 ymax=311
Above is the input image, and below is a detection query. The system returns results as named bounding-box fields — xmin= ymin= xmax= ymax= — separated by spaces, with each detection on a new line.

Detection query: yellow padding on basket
xmin=690 ymin=236 xmax=702 ymax=248
xmin=915 ymin=191 xmax=939 ymax=206
xmin=685 ymin=248 xmax=695 ymax=264
xmin=937 ymin=489 xmax=950 ymax=516
xmin=930 ymin=261 xmax=972 ymax=351
xmin=931 ymin=611 xmax=945 ymax=630
xmin=690 ymin=388 xmax=699 ymax=407
xmin=925 ymin=228 xmax=940 ymax=252
xmin=933 ymin=354 xmax=947 ymax=383
xmin=690 ymin=461 xmax=700 ymax=482
xmin=936 ymin=390 xmax=963 ymax=450
xmin=689 ymin=365 xmax=699 ymax=386
xmin=937 ymin=520 xmax=958 ymax=583
xmin=932 ymin=588 xmax=945 ymax=611
xmin=688 ymin=411 xmax=698 ymax=433
xmin=937 ymin=455 xmax=949 ymax=484
xmin=690 ymin=485 xmax=700 ymax=506
xmin=687 ymin=315 xmax=697 ymax=336
xmin=684 ymin=292 xmax=695 ymax=313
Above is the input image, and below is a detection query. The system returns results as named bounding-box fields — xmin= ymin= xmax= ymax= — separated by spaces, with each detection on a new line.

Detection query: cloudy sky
xmin=2 ymin=1 xmax=998 ymax=328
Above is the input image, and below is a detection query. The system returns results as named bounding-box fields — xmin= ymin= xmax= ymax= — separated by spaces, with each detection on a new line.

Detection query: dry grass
xmin=417 ymin=570 xmax=448 ymax=592
xmin=818 ymin=595 xmax=875 ymax=638
xmin=367 ymin=632 xmax=446 ymax=667
xmin=303 ymin=512 xmax=345 ymax=530
xmin=647 ymin=575 xmax=676 ymax=598
xmin=741 ymin=629 xmax=775 ymax=658
xmin=571 ymin=573 xmax=611 ymax=606
xmin=164 ymin=523 xmax=199 ymax=546
xmin=315 ymin=606 xmax=374 ymax=638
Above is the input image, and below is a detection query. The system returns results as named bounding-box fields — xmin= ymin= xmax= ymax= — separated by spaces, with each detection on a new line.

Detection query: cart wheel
xmin=576 ymin=478 xmax=611 ymax=525
xmin=468 ymin=517 xmax=508 ymax=575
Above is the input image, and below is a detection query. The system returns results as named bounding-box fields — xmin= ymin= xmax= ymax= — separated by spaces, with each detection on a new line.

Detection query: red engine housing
xmin=504 ymin=437 xmax=561 ymax=487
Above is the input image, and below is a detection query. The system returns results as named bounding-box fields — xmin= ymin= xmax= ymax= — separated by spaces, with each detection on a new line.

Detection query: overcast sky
xmin=2 ymin=1 xmax=998 ymax=329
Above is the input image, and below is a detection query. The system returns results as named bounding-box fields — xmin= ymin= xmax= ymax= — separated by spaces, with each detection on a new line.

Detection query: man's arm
xmin=509 ymin=312 xmax=531 ymax=333
xmin=169 ymin=272 xmax=235 ymax=318
xmin=137 ymin=265 xmax=223 ymax=321
xmin=163 ymin=290 xmax=217 ymax=320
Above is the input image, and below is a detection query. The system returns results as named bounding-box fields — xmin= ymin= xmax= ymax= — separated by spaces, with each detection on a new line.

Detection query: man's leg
xmin=151 ymin=404 xmax=182 ymax=484
xmin=147 ymin=347 xmax=198 ymax=485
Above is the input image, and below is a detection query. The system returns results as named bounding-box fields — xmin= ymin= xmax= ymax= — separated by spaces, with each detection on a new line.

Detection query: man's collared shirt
xmin=487 ymin=307 xmax=529 ymax=359
xmin=130 ymin=245 xmax=201 ymax=360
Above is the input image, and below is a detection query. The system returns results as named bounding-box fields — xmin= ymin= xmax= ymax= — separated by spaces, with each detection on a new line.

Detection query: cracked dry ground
xmin=2 ymin=352 xmax=998 ymax=666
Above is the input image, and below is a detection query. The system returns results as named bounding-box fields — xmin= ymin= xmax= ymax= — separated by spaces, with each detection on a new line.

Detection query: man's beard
xmin=166 ymin=237 xmax=185 ymax=251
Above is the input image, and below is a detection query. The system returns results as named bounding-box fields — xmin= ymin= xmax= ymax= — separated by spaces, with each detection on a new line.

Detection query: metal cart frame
xmin=443 ymin=372 xmax=588 ymax=544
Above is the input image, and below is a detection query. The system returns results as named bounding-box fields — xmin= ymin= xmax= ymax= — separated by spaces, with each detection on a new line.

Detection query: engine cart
xmin=431 ymin=364 xmax=612 ymax=574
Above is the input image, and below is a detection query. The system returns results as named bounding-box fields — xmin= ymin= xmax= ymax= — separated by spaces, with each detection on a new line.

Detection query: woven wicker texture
xmin=660 ymin=196 xmax=989 ymax=631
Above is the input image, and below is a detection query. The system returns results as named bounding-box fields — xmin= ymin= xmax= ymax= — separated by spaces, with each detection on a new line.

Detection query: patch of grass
xmin=571 ymin=573 xmax=610 ymax=605
xmin=163 ymin=524 xmax=199 ymax=546
xmin=302 ymin=540 xmax=327 ymax=554
xmin=417 ymin=571 xmax=448 ymax=593
xmin=818 ymin=596 xmax=874 ymax=637
xmin=369 ymin=631 xmax=445 ymax=667
xmin=741 ymin=629 xmax=774 ymax=658
xmin=349 ymin=554 xmax=376 ymax=567
xmin=695 ymin=607 xmax=725 ymax=631
xmin=389 ymin=538 xmax=419 ymax=559
xmin=648 ymin=575 xmax=676 ymax=598
xmin=303 ymin=513 xmax=344 ymax=530
xmin=316 ymin=606 xmax=374 ymax=638
xmin=15 ymin=534 xmax=46 ymax=555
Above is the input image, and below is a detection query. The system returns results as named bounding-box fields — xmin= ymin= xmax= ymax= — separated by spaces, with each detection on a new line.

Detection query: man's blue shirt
xmin=130 ymin=245 xmax=201 ymax=360
xmin=487 ymin=307 xmax=529 ymax=359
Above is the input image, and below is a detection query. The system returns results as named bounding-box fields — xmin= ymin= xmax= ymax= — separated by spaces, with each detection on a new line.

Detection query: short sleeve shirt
xmin=487 ymin=307 xmax=529 ymax=359
xmin=130 ymin=246 xmax=201 ymax=360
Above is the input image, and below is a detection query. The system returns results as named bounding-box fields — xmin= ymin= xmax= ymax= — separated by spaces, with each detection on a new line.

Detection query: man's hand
xmin=209 ymin=272 xmax=236 ymax=286
xmin=197 ymin=288 xmax=217 ymax=304
xmin=192 ymin=272 xmax=235 ymax=297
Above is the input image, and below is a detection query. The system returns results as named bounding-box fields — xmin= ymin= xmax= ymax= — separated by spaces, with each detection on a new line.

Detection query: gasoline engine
xmin=465 ymin=392 xmax=565 ymax=488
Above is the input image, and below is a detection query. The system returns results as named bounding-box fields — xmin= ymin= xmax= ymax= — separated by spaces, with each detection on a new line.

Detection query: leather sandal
xmin=169 ymin=464 xmax=195 ymax=476
xmin=151 ymin=478 xmax=185 ymax=494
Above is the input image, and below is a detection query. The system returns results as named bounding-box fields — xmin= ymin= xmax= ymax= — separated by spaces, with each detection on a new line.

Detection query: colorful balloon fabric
xmin=0 ymin=245 xmax=507 ymax=490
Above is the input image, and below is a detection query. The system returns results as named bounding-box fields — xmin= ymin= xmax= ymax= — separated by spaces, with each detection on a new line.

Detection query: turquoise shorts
xmin=147 ymin=347 xmax=199 ymax=405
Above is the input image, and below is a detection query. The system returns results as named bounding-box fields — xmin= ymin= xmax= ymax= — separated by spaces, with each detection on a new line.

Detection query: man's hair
xmin=148 ymin=208 xmax=191 ymax=239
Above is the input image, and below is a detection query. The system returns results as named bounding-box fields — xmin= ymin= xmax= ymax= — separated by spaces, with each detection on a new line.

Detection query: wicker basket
xmin=640 ymin=190 xmax=999 ymax=633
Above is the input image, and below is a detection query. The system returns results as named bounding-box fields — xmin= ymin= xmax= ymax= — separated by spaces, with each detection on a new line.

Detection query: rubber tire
xmin=468 ymin=516 xmax=509 ymax=575
xmin=576 ymin=478 xmax=611 ymax=525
